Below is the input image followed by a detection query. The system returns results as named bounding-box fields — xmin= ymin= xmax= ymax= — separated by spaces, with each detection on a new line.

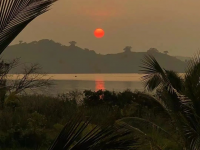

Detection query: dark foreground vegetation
xmin=1 ymin=51 xmax=200 ymax=150
xmin=1 ymin=0 xmax=200 ymax=149
xmin=0 ymin=90 xmax=141 ymax=149
xmin=0 ymin=89 xmax=175 ymax=150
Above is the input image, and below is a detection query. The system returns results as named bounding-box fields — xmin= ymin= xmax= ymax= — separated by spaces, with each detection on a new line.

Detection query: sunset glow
xmin=95 ymin=79 xmax=105 ymax=91
xmin=94 ymin=28 xmax=104 ymax=38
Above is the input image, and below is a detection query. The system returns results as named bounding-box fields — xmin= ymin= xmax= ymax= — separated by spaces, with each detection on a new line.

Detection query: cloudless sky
xmin=12 ymin=0 xmax=200 ymax=56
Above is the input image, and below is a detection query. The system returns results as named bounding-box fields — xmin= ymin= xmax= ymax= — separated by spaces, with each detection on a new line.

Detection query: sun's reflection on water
xmin=95 ymin=79 xmax=105 ymax=91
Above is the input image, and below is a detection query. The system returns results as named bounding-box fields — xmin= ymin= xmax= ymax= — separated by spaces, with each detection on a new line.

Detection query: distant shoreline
xmin=6 ymin=73 xmax=186 ymax=81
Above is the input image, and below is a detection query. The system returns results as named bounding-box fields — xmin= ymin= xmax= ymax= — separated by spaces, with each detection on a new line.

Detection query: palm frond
xmin=165 ymin=70 xmax=183 ymax=92
xmin=0 ymin=0 xmax=57 ymax=54
xmin=140 ymin=55 xmax=169 ymax=91
xmin=184 ymin=51 xmax=200 ymax=114
xmin=140 ymin=54 xmax=192 ymax=106
xmin=133 ymin=91 xmax=171 ymax=116
xmin=117 ymin=117 xmax=172 ymax=138
xmin=139 ymin=52 xmax=200 ymax=149
xmin=177 ymin=93 xmax=200 ymax=150
xmin=185 ymin=51 xmax=200 ymax=76
xmin=48 ymin=115 xmax=138 ymax=150
xmin=116 ymin=120 xmax=172 ymax=150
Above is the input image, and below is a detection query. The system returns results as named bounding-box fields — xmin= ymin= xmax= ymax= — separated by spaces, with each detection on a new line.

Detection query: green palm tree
xmin=48 ymin=115 xmax=138 ymax=150
xmin=117 ymin=53 xmax=200 ymax=150
xmin=0 ymin=0 xmax=57 ymax=55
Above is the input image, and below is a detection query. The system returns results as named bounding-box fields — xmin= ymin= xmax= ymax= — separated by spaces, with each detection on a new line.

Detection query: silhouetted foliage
xmin=0 ymin=0 xmax=57 ymax=55
xmin=0 ymin=87 xmax=172 ymax=149
xmin=0 ymin=59 xmax=52 ymax=110
xmin=118 ymin=51 xmax=200 ymax=150
xmin=147 ymin=48 xmax=159 ymax=53
xmin=48 ymin=114 xmax=137 ymax=150
xmin=69 ymin=41 xmax=77 ymax=46
xmin=163 ymin=51 xmax=168 ymax=55
xmin=123 ymin=46 xmax=132 ymax=53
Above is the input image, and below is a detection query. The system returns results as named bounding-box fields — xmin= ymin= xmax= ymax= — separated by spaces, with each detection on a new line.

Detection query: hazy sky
xmin=12 ymin=0 xmax=200 ymax=56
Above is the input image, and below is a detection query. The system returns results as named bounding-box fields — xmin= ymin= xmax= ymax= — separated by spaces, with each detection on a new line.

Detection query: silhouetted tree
xmin=0 ymin=60 xmax=11 ymax=109
xmin=163 ymin=51 xmax=169 ymax=55
xmin=90 ymin=50 xmax=96 ymax=54
xmin=0 ymin=59 xmax=52 ymax=109
xmin=31 ymin=41 xmax=37 ymax=44
xmin=19 ymin=40 xmax=23 ymax=44
xmin=123 ymin=46 xmax=132 ymax=53
xmin=147 ymin=48 xmax=159 ymax=53
xmin=121 ymin=52 xmax=200 ymax=149
xmin=69 ymin=41 xmax=77 ymax=46
xmin=84 ymin=48 xmax=90 ymax=51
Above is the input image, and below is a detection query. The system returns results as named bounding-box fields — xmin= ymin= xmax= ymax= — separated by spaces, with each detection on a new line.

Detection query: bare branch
xmin=8 ymin=63 xmax=53 ymax=94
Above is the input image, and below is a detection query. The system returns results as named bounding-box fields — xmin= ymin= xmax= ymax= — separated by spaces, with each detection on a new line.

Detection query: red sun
xmin=94 ymin=28 xmax=104 ymax=38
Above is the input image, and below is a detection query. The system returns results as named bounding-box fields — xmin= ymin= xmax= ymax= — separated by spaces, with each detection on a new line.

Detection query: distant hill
xmin=1 ymin=39 xmax=187 ymax=73
xmin=175 ymin=56 xmax=191 ymax=62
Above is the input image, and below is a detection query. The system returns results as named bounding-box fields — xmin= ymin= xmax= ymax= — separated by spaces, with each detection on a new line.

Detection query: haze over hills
xmin=2 ymin=39 xmax=187 ymax=73
xmin=174 ymin=56 xmax=191 ymax=62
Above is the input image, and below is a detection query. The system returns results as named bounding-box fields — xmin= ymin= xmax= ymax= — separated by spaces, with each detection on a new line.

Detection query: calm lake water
xmin=8 ymin=73 xmax=185 ymax=95
xmin=42 ymin=74 xmax=144 ymax=95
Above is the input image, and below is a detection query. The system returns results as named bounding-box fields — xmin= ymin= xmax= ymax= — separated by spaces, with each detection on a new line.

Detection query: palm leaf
xmin=0 ymin=0 xmax=57 ymax=54
xmin=116 ymin=120 xmax=172 ymax=150
xmin=140 ymin=55 xmax=191 ymax=107
xmin=117 ymin=117 xmax=172 ymax=137
xmin=140 ymin=54 xmax=184 ymax=94
xmin=184 ymin=51 xmax=200 ymax=115
xmin=140 ymin=55 xmax=169 ymax=91
xmin=165 ymin=70 xmax=183 ymax=92
xmin=139 ymin=53 xmax=200 ymax=149
xmin=48 ymin=115 xmax=138 ymax=150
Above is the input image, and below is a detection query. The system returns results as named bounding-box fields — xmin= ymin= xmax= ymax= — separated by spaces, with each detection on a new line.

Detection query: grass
xmin=0 ymin=89 xmax=177 ymax=149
